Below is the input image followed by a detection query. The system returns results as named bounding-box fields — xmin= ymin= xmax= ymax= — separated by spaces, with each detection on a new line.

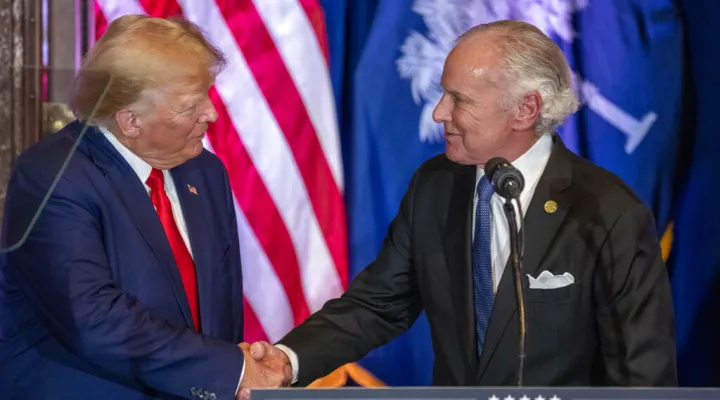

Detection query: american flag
xmin=93 ymin=0 xmax=352 ymax=376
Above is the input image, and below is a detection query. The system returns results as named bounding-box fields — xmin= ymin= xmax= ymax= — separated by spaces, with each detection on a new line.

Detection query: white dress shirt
xmin=278 ymin=133 xmax=553 ymax=383
xmin=472 ymin=132 xmax=553 ymax=292
xmin=99 ymin=127 xmax=247 ymax=393
xmin=100 ymin=127 xmax=194 ymax=256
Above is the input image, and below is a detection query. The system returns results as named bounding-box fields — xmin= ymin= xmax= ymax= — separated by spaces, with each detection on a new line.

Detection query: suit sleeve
xmin=594 ymin=202 xmax=678 ymax=386
xmin=3 ymin=161 xmax=244 ymax=400
xmin=276 ymin=169 xmax=425 ymax=386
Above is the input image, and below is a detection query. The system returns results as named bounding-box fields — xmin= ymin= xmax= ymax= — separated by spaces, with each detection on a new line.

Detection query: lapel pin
xmin=544 ymin=200 xmax=558 ymax=214
xmin=187 ymin=184 xmax=198 ymax=195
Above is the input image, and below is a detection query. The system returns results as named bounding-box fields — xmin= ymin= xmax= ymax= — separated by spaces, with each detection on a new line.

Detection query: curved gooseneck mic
xmin=484 ymin=157 xmax=527 ymax=387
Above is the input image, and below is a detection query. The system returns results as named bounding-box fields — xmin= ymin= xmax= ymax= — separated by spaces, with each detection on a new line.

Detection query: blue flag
xmin=667 ymin=0 xmax=720 ymax=387
xmin=348 ymin=0 xmax=685 ymax=386
xmin=348 ymin=0 xmax=441 ymax=386
xmin=554 ymin=1 xmax=685 ymax=233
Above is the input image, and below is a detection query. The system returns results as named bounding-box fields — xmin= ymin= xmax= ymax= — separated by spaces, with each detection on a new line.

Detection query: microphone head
xmin=484 ymin=157 xmax=509 ymax=182
xmin=483 ymin=157 xmax=524 ymax=199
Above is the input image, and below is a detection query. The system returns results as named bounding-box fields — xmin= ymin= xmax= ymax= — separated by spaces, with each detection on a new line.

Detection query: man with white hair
xmin=250 ymin=20 xmax=677 ymax=388
xmin=0 ymin=15 xmax=289 ymax=400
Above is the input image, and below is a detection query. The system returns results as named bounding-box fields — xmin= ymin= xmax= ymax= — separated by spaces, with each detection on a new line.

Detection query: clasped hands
xmin=237 ymin=341 xmax=292 ymax=400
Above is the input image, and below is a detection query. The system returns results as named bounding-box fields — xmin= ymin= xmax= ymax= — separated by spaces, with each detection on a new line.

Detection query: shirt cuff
xmin=236 ymin=357 xmax=245 ymax=395
xmin=274 ymin=344 xmax=299 ymax=384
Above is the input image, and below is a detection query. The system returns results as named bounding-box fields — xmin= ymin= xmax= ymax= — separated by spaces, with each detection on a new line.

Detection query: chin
xmin=445 ymin=148 xmax=471 ymax=165
xmin=187 ymin=143 xmax=204 ymax=158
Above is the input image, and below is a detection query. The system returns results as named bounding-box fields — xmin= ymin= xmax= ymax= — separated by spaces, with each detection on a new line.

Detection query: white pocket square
xmin=527 ymin=270 xmax=574 ymax=289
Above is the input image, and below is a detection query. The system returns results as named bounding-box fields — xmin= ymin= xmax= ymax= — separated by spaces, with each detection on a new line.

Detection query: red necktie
xmin=146 ymin=168 xmax=200 ymax=332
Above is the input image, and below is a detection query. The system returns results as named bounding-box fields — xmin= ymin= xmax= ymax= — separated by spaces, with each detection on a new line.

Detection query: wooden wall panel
xmin=0 ymin=0 xmax=43 ymax=227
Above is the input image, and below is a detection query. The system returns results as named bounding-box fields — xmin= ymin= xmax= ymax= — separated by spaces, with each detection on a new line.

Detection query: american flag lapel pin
xmin=187 ymin=184 xmax=198 ymax=195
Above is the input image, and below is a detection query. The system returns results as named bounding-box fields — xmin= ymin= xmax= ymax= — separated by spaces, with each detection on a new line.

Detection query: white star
xmin=535 ymin=396 xmax=545 ymax=400
xmin=488 ymin=396 xmax=499 ymax=400
xmin=550 ymin=396 xmax=561 ymax=400
xmin=520 ymin=396 xmax=531 ymax=400
xmin=504 ymin=396 xmax=515 ymax=400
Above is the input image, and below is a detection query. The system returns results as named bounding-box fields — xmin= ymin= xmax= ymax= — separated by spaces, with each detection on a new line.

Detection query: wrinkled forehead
xmin=139 ymin=79 xmax=210 ymax=114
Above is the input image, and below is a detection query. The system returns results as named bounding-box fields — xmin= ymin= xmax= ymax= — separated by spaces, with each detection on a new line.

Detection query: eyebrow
xmin=187 ymin=91 xmax=207 ymax=103
xmin=174 ymin=98 xmax=200 ymax=113
xmin=440 ymin=80 xmax=468 ymax=101
xmin=447 ymin=89 xmax=467 ymax=101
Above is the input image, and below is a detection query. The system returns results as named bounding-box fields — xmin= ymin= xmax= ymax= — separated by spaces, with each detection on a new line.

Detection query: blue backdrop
xmin=319 ymin=0 xmax=720 ymax=387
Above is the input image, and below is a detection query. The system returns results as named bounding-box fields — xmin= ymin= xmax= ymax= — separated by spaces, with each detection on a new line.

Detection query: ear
xmin=511 ymin=90 xmax=542 ymax=131
xmin=114 ymin=108 xmax=142 ymax=139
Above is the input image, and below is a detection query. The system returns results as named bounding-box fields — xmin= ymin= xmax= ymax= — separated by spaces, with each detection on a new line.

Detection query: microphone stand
xmin=502 ymin=198 xmax=526 ymax=386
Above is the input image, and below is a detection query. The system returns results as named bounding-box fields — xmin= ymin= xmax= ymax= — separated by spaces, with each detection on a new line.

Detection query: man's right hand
xmin=237 ymin=342 xmax=292 ymax=400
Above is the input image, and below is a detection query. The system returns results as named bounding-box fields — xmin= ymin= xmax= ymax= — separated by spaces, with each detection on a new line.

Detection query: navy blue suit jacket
xmin=0 ymin=121 xmax=245 ymax=399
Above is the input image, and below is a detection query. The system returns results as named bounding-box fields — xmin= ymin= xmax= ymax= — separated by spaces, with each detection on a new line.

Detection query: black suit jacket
xmin=278 ymin=134 xmax=677 ymax=387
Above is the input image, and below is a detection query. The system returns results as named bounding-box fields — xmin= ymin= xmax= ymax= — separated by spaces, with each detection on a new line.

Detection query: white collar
xmin=475 ymin=132 xmax=553 ymax=199
xmin=98 ymin=125 xmax=154 ymax=186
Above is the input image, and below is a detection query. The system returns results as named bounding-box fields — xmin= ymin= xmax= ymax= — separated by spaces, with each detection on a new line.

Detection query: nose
xmin=432 ymin=93 xmax=451 ymax=123
xmin=199 ymin=99 xmax=218 ymax=123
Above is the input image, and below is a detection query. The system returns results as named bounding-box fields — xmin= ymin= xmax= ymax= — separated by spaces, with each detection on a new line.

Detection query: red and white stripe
xmin=94 ymin=0 xmax=348 ymax=344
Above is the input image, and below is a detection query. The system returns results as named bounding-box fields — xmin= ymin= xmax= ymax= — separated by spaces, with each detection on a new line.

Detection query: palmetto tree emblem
xmin=396 ymin=0 xmax=501 ymax=143
xmin=395 ymin=0 xmax=655 ymax=155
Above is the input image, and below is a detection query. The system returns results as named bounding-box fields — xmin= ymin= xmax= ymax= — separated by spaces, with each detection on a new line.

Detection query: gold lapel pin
xmin=187 ymin=184 xmax=198 ymax=195
xmin=544 ymin=200 xmax=558 ymax=214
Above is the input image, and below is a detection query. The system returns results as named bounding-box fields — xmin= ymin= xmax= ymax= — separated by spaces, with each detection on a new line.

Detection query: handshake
xmin=236 ymin=341 xmax=293 ymax=400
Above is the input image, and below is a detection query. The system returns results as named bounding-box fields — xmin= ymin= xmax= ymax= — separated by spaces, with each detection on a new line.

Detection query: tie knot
xmin=477 ymin=175 xmax=494 ymax=202
xmin=146 ymin=168 xmax=164 ymax=189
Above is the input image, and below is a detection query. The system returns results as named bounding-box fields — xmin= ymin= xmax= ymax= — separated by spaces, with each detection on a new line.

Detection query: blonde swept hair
xmin=69 ymin=14 xmax=226 ymax=127
xmin=457 ymin=20 xmax=580 ymax=135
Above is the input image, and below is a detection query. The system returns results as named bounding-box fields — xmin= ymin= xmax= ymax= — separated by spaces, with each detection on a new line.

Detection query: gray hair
xmin=457 ymin=20 xmax=580 ymax=135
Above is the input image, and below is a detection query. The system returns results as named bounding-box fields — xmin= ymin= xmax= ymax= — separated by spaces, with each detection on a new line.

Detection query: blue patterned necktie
xmin=472 ymin=175 xmax=495 ymax=359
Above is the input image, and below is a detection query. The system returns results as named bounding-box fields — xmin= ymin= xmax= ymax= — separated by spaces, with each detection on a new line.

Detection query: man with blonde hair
xmin=248 ymin=19 xmax=677 ymax=388
xmin=0 ymin=15 xmax=290 ymax=399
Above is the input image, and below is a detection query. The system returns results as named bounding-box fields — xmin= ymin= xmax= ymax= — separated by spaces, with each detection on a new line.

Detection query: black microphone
xmin=484 ymin=157 xmax=525 ymax=199
xmin=483 ymin=157 xmax=527 ymax=387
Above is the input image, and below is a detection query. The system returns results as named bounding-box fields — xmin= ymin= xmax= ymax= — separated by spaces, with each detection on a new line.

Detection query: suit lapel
xmin=515 ymin=136 xmax=573 ymax=280
xmin=169 ymin=163 xmax=216 ymax=335
xmin=442 ymin=163 xmax=479 ymax=378
xmin=476 ymin=134 xmax=574 ymax=381
xmin=83 ymin=128 xmax=195 ymax=329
